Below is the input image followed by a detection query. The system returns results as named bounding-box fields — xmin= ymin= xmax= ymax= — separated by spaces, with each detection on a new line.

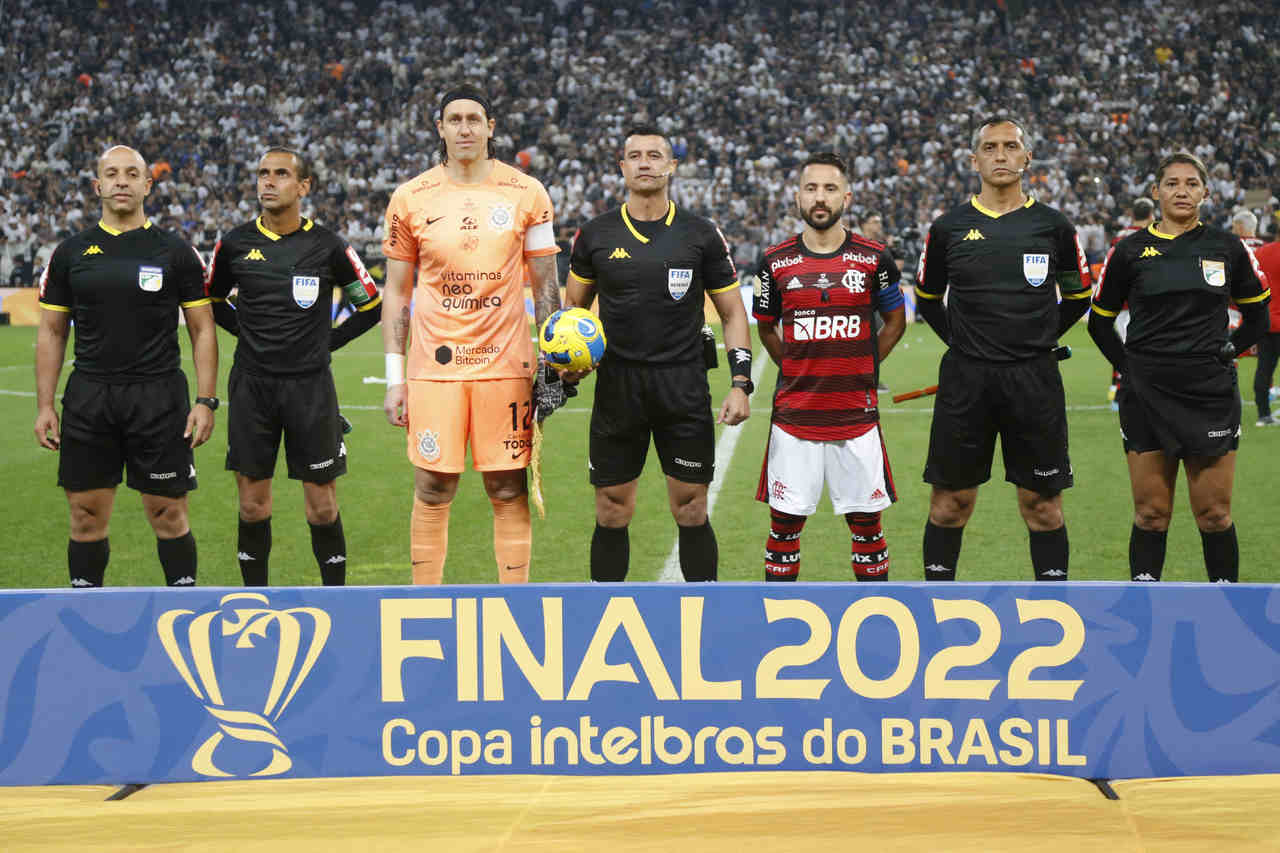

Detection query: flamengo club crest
xmin=292 ymin=275 xmax=320 ymax=308
xmin=157 ymin=592 xmax=331 ymax=778
xmin=1023 ymin=253 xmax=1049 ymax=287
xmin=668 ymin=268 xmax=693 ymax=300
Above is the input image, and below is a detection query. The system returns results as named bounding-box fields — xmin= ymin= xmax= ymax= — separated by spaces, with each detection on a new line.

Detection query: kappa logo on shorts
xmin=668 ymin=268 xmax=693 ymax=301
xmin=292 ymin=275 xmax=320 ymax=309
xmin=138 ymin=266 xmax=164 ymax=292
xmin=1023 ymin=254 xmax=1049 ymax=287
xmin=417 ymin=428 xmax=441 ymax=463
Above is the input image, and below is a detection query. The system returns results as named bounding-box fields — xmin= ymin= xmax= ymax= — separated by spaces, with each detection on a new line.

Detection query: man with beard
xmin=752 ymin=153 xmax=905 ymax=581
xmin=564 ymin=125 xmax=752 ymax=582
xmin=915 ymin=116 xmax=1092 ymax=582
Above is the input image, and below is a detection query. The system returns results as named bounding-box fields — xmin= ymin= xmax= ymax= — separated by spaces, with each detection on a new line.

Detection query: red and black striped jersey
xmin=753 ymin=230 xmax=903 ymax=440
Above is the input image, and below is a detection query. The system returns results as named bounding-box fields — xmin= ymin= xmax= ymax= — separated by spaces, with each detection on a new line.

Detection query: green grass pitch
xmin=2 ymin=317 xmax=1277 ymax=587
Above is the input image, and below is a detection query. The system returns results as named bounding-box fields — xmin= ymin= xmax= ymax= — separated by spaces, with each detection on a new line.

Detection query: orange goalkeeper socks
xmin=410 ymin=496 xmax=450 ymax=584
xmin=490 ymin=494 xmax=531 ymax=583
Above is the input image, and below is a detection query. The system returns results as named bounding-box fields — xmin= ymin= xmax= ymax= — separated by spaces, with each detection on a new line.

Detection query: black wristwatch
xmin=731 ymin=377 xmax=754 ymax=395
xmin=194 ymin=396 xmax=220 ymax=411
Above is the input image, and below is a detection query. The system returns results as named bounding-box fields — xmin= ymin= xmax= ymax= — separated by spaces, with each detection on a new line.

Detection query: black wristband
xmin=727 ymin=346 xmax=752 ymax=378
xmin=194 ymin=396 xmax=219 ymax=411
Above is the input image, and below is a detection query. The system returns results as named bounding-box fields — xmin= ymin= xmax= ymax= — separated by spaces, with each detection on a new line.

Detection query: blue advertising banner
xmin=1 ymin=583 xmax=1278 ymax=785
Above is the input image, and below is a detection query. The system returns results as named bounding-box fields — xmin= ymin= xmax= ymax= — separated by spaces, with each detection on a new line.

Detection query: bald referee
xmin=35 ymin=145 xmax=218 ymax=588
xmin=914 ymin=116 xmax=1092 ymax=582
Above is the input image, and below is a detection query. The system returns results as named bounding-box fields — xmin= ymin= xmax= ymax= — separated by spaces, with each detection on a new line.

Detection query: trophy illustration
xmin=157 ymin=592 xmax=331 ymax=777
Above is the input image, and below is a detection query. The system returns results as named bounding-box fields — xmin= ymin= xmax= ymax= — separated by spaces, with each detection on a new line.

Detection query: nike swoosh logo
xmin=426 ymin=216 xmax=444 ymax=225
xmin=511 ymin=451 xmax=526 ymax=460
xmin=504 ymin=564 xmax=528 ymax=572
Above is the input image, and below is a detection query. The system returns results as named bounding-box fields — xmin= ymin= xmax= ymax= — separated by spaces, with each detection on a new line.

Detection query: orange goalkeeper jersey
xmin=382 ymin=160 xmax=558 ymax=380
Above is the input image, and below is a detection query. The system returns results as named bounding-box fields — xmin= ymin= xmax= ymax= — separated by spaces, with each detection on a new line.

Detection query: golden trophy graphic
xmin=157 ymin=592 xmax=331 ymax=777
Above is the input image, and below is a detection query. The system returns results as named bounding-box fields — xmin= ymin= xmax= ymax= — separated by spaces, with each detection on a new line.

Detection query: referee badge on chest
xmin=138 ymin=266 xmax=164 ymax=292
xmin=668 ymin=268 xmax=693 ymax=301
xmin=1201 ymin=259 xmax=1226 ymax=287
xmin=292 ymin=275 xmax=320 ymax=308
xmin=1022 ymin=254 xmax=1049 ymax=287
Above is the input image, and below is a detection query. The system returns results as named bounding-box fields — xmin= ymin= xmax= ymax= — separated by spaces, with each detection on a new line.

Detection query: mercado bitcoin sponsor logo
xmin=157 ymin=592 xmax=331 ymax=778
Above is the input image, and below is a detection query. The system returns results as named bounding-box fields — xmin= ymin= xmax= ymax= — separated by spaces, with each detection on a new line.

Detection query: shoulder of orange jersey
xmin=396 ymin=164 xmax=446 ymax=197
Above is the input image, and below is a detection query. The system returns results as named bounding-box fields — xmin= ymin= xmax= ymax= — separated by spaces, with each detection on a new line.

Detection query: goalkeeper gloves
xmin=534 ymin=358 xmax=578 ymax=423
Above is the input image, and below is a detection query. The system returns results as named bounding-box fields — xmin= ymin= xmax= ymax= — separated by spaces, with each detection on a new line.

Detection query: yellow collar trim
xmin=970 ymin=195 xmax=1034 ymax=219
xmin=256 ymin=216 xmax=312 ymax=241
xmin=620 ymin=202 xmax=676 ymax=243
xmin=1148 ymin=222 xmax=1198 ymax=240
xmin=98 ymin=219 xmax=151 ymax=236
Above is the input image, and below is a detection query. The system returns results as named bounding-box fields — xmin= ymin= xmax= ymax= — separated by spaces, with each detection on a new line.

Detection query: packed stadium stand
xmin=1 ymin=0 xmax=1276 ymax=282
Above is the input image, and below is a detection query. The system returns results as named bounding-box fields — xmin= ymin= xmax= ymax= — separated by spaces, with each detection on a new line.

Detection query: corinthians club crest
xmin=157 ymin=592 xmax=331 ymax=778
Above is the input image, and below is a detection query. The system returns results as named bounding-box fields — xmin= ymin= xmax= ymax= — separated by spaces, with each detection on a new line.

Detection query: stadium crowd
xmin=1 ymin=0 xmax=1278 ymax=284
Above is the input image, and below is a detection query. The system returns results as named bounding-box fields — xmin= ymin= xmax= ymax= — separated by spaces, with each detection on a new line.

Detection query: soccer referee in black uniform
xmin=564 ymin=125 xmax=753 ymax=582
xmin=206 ymin=148 xmax=381 ymax=586
xmin=35 ymin=145 xmax=218 ymax=588
xmin=915 ymin=117 xmax=1092 ymax=582
xmin=1090 ymin=152 xmax=1270 ymax=583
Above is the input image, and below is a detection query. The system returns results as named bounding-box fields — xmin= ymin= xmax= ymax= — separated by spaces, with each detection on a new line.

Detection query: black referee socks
xmin=1129 ymin=525 xmax=1167 ymax=582
xmin=158 ymin=532 xmax=197 ymax=586
xmin=1030 ymin=526 xmax=1069 ymax=581
xmin=591 ymin=524 xmax=630 ymax=582
xmin=679 ymin=520 xmax=718 ymax=582
xmin=310 ymin=515 xmax=347 ymax=586
xmin=68 ymin=537 xmax=109 ymax=588
xmin=922 ymin=521 xmax=962 ymax=581
xmin=1200 ymin=525 xmax=1239 ymax=583
xmin=238 ymin=517 xmax=272 ymax=586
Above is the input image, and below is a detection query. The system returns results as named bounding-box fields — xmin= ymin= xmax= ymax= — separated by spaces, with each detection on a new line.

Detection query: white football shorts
xmin=763 ymin=423 xmax=893 ymax=516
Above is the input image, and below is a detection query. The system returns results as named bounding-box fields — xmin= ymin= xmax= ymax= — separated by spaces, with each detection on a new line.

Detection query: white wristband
xmin=385 ymin=353 xmax=405 ymax=386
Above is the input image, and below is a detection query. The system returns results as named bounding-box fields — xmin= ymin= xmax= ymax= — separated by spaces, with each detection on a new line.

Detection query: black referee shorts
xmin=924 ymin=350 xmax=1072 ymax=493
xmin=1119 ymin=352 xmax=1240 ymax=458
xmin=589 ymin=360 xmax=714 ymax=487
xmin=58 ymin=371 xmax=197 ymax=497
xmin=226 ymin=367 xmax=346 ymax=482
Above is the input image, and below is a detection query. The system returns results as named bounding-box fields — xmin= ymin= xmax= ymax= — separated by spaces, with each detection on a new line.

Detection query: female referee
xmin=1089 ymin=151 xmax=1270 ymax=582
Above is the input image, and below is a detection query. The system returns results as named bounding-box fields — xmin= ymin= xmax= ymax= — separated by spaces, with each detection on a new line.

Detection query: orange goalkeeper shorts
xmin=406 ymin=378 xmax=533 ymax=472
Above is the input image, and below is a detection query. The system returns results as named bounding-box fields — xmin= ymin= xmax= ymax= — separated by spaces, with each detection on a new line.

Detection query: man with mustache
xmin=753 ymin=153 xmax=905 ymax=581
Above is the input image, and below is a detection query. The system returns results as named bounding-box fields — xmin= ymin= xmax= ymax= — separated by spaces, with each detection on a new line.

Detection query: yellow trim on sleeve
xmin=1237 ymin=289 xmax=1271 ymax=305
xmin=706 ymin=279 xmax=740 ymax=295
xmin=568 ymin=270 xmax=595 ymax=286
xmin=39 ymin=302 xmax=72 ymax=312
xmin=356 ymin=294 xmax=383 ymax=312
xmin=1090 ymin=303 xmax=1118 ymax=318
xmin=1062 ymin=289 xmax=1092 ymax=300
xmin=914 ymin=286 xmax=943 ymax=301
xmin=181 ymin=298 xmax=213 ymax=308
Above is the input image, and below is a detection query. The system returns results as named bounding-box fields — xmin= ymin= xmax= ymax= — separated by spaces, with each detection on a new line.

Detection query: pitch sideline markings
xmin=658 ymin=348 xmax=770 ymax=583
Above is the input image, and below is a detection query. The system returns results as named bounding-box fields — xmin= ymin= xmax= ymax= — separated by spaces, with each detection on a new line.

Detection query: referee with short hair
xmin=915 ymin=116 xmax=1092 ymax=582
xmin=206 ymin=147 xmax=381 ymax=586
xmin=564 ymin=125 xmax=753 ymax=582
xmin=35 ymin=145 xmax=218 ymax=588
xmin=1090 ymin=151 xmax=1270 ymax=582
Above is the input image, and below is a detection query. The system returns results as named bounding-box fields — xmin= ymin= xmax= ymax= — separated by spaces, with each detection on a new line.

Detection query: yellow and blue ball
xmin=539 ymin=307 xmax=607 ymax=372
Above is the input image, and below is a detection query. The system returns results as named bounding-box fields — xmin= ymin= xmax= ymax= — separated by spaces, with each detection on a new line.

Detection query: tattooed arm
xmin=381 ymin=258 xmax=414 ymax=427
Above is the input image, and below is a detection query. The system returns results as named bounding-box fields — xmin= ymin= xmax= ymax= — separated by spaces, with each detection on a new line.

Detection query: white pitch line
xmin=659 ymin=349 xmax=769 ymax=582
xmin=0 ymin=388 xmax=35 ymax=397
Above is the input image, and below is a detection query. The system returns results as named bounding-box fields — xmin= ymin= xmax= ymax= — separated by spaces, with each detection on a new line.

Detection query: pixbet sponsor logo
xmin=771 ymin=255 xmax=803 ymax=273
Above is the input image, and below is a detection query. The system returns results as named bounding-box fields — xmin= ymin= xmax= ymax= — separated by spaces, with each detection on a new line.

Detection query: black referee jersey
xmin=916 ymin=197 xmax=1090 ymax=362
xmin=206 ymin=217 xmax=379 ymax=376
xmin=1093 ymin=223 xmax=1270 ymax=356
xmin=38 ymin=219 xmax=209 ymax=381
xmin=568 ymin=201 xmax=738 ymax=365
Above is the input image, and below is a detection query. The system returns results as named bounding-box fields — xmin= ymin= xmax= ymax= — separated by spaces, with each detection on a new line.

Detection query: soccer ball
xmin=539 ymin=307 xmax=607 ymax=372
